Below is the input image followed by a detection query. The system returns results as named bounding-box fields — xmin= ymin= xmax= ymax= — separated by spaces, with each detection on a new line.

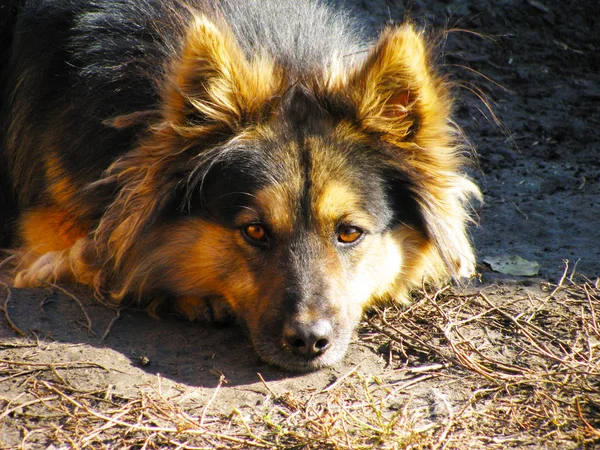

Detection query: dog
xmin=0 ymin=0 xmax=480 ymax=371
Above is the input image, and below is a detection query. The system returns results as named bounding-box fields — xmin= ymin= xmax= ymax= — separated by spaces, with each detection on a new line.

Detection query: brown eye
xmin=243 ymin=224 xmax=267 ymax=243
xmin=337 ymin=226 xmax=363 ymax=245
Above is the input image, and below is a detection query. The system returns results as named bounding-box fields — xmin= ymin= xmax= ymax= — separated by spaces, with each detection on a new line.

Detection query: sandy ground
xmin=1 ymin=0 xmax=599 ymax=448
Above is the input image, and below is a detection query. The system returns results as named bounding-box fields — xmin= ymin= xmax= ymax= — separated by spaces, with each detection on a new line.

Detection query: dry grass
xmin=365 ymin=267 xmax=600 ymax=449
xmin=1 ymin=264 xmax=599 ymax=449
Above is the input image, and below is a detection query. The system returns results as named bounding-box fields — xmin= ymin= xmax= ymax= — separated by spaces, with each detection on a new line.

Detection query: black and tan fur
xmin=0 ymin=0 xmax=480 ymax=370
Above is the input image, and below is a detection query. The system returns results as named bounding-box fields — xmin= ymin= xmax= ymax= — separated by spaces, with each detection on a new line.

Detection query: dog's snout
xmin=283 ymin=319 xmax=333 ymax=358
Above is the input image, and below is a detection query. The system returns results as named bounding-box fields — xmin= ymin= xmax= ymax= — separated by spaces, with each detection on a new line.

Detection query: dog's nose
xmin=283 ymin=319 xmax=333 ymax=358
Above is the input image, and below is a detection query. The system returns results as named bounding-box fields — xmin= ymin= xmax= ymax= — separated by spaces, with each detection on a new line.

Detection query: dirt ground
xmin=1 ymin=0 xmax=599 ymax=448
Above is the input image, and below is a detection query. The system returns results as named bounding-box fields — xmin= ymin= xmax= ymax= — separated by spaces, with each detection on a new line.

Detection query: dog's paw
xmin=14 ymin=240 xmax=99 ymax=289
xmin=455 ymin=255 xmax=476 ymax=279
xmin=14 ymin=251 xmax=66 ymax=288
xmin=174 ymin=296 xmax=234 ymax=324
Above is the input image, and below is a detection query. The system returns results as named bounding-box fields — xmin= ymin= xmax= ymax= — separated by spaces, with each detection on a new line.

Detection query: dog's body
xmin=0 ymin=0 xmax=480 ymax=370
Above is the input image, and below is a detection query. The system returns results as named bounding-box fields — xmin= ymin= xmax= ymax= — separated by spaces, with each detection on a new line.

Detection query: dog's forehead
xmin=249 ymin=135 xmax=386 ymax=234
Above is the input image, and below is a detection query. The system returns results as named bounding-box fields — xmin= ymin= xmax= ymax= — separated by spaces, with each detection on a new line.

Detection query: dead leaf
xmin=482 ymin=255 xmax=540 ymax=276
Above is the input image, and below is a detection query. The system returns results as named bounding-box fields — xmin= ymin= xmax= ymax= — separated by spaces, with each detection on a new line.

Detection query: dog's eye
xmin=243 ymin=224 xmax=268 ymax=243
xmin=337 ymin=226 xmax=363 ymax=245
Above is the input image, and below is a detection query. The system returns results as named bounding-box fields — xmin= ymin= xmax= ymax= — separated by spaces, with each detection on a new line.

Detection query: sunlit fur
xmin=1 ymin=0 xmax=480 ymax=371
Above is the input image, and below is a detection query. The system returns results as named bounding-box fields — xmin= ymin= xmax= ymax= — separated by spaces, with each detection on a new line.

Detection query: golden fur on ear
xmin=162 ymin=15 xmax=284 ymax=132
xmin=351 ymin=24 xmax=452 ymax=151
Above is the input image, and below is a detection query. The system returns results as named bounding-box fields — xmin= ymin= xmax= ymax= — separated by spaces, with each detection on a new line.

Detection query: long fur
xmin=0 ymin=0 xmax=480 ymax=371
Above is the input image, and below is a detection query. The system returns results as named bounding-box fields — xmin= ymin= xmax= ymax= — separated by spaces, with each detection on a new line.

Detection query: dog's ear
xmin=162 ymin=15 xmax=283 ymax=132
xmin=349 ymin=24 xmax=452 ymax=149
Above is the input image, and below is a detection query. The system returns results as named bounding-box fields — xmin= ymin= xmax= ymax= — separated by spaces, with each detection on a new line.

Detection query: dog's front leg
xmin=173 ymin=295 xmax=234 ymax=324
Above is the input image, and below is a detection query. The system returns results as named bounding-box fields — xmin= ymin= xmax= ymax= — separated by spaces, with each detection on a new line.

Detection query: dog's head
xmin=96 ymin=17 xmax=480 ymax=371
